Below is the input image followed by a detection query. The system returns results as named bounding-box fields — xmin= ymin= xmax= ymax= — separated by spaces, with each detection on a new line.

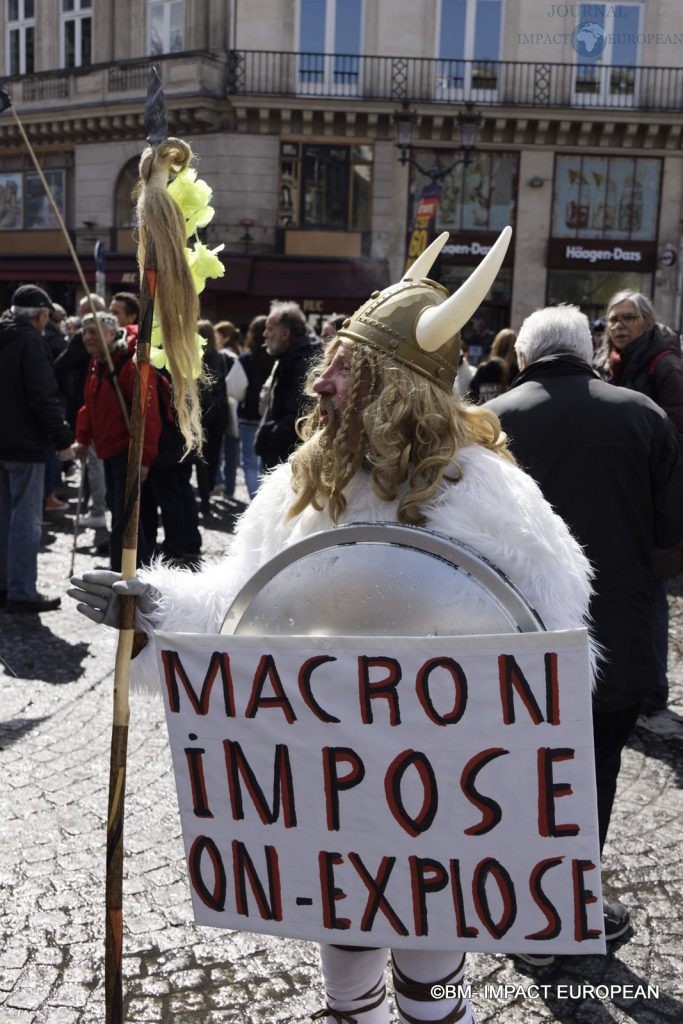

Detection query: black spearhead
xmin=0 ymin=87 xmax=12 ymax=113
xmin=144 ymin=67 xmax=167 ymax=145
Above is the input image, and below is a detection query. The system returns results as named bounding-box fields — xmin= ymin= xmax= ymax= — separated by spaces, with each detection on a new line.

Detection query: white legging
xmin=317 ymin=945 xmax=475 ymax=1024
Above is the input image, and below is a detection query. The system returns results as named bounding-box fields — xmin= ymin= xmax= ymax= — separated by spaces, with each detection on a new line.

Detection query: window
xmin=0 ymin=172 xmax=23 ymax=228
xmin=6 ymin=0 xmax=35 ymax=76
xmin=572 ymin=3 xmax=642 ymax=105
xmin=60 ymin=0 xmax=92 ymax=69
xmin=297 ymin=0 xmax=363 ymax=95
xmin=408 ymin=150 xmax=517 ymax=234
xmin=278 ymin=142 xmax=372 ymax=231
xmin=148 ymin=0 xmax=183 ymax=56
xmin=436 ymin=0 xmax=502 ymax=99
xmin=552 ymin=155 xmax=662 ymax=241
xmin=547 ymin=268 xmax=652 ymax=318
xmin=114 ymin=158 xmax=139 ymax=228
xmin=0 ymin=168 xmax=65 ymax=230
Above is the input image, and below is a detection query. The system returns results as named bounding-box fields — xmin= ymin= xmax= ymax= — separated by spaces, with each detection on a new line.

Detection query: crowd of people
xmin=0 ymin=285 xmax=336 ymax=610
xmin=2 ymin=220 xmax=682 ymax=1021
xmin=461 ymin=291 xmax=683 ymax=722
xmin=2 ymin=279 xmax=682 ymax=726
xmin=67 ymin=226 xmax=683 ymax=1022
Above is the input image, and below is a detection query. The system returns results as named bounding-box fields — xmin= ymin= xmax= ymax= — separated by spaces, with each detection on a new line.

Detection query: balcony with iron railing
xmin=227 ymin=50 xmax=683 ymax=113
xmin=6 ymin=50 xmax=226 ymax=112
xmin=6 ymin=48 xmax=683 ymax=121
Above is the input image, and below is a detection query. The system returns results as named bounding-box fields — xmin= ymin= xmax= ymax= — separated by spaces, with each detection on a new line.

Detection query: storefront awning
xmin=0 ymin=253 xmax=390 ymax=303
xmin=209 ymin=255 xmax=390 ymax=299
xmin=0 ymin=254 xmax=137 ymax=283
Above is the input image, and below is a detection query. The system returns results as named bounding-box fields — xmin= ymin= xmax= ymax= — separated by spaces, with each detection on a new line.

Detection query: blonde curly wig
xmin=289 ymin=339 xmax=514 ymax=525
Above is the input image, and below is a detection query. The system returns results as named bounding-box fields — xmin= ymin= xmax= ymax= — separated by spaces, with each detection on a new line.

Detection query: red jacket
xmin=75 ymin=337 xmax=161 ymax=465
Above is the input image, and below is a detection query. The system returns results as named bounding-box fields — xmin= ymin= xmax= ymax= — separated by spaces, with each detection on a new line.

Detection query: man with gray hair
xmin=254 ymin=300 xmax=322 ymax=471
xmin=0 ymin=284 xmax=73 ymax=612
xmin=486 ymin=303 xmax=683 ymax=962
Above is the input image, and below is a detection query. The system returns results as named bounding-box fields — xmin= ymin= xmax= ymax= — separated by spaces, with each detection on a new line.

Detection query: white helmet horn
xmin=403 ymin=231 xmax=450 ymax=282
xmin=415 ymin=226 xmax=513 ymax=353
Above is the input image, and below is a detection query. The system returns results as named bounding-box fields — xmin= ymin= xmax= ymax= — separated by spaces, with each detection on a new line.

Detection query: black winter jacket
xmin=200 ymin=347 xmax=229 ymax=416
xmin=43 ymin=320 xmax=67 ymax=363
xmin=54 ymin=330 xmax=90 ymax=429
xmin=238 ymin=349 xmax=272 ymax=423
xmin=0 ymin=312 xmax=73 ymax=461
xmin=254 ymin=334 xmax=321 ymax=470
xmin=611 ymin=325 xmax=683 ymax=440
xmin=487 ymin=355 xmax=683 ymax=710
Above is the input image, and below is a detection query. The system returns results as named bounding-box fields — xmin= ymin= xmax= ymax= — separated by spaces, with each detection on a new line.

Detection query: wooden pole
xmin=104 ymin=241 xmax=156 ymax=1024
xmin=101 ymin=68 xmax=168 ymax=1023
xmin=68 ymin=456 xmax=87 ymax=579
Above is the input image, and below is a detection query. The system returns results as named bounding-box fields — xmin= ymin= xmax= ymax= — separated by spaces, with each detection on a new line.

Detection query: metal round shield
xmin=220 ymin=523 xmax=544 ymax=637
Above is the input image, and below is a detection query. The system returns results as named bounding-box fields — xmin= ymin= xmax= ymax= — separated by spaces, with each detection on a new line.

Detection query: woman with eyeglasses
xmin=606 ymin=289 xmax=683 ymax=716
xmin=606 ymin=291 xmax=682 ymax=424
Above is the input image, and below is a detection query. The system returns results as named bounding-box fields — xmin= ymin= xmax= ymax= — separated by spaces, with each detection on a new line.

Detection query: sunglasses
xmin=607 ymin=313 xmax=642 ymax=326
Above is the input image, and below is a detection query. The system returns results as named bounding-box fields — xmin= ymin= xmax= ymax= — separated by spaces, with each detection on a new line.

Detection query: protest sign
xmin=156 ymin=629 xmax=604 ymax=955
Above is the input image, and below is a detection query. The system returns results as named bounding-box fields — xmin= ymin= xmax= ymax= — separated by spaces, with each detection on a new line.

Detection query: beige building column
xmin=511 ymin=149 xmax=555 ymax=328
xmin=654 ymin=154 xmax=683 ymax=332
xmin=371 ymin=140 xmax=403 ymax=269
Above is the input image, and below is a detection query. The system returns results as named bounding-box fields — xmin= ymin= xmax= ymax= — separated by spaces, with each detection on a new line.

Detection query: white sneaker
xmin=79 ymin=513 xmax=107 ymax=528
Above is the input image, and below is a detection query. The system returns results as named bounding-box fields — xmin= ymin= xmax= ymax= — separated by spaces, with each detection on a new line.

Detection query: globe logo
xmin=571 ymin=21 xmax=608 ymax=60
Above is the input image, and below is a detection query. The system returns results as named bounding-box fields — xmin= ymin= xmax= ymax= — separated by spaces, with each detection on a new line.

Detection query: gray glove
xmin=68 ymin=570 xmax=160 ymax=628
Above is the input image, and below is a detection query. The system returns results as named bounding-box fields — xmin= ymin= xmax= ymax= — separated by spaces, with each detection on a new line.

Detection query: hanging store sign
xmin=548 ymin=238 xmax=657 ymax=272
xmin=441 ymin=232 xmax=515 ymax=267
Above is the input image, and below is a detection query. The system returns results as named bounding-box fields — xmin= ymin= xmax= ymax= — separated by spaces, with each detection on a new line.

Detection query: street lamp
xmin=394 ymin=102 xmax=482 ymax=180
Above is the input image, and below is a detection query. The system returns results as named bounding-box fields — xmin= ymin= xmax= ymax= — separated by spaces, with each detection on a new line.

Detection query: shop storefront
xmin=201 ymin=254 xmax=389 ymax=331
xmin=0 ymin=253 xmax=139 ymax=314
xmin=547 ymin=154 xmax=662 ymax=322
xmin=406 ymin=149 xmax=518 ymax=354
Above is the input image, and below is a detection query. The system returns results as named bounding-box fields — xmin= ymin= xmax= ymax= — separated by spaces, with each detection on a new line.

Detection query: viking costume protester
xmin=71 ymin=228 xmax=593 ymax=1024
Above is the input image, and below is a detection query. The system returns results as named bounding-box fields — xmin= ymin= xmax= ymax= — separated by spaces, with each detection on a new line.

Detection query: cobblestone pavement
xmin=1 ymin=473 xmax=682 ymax=1024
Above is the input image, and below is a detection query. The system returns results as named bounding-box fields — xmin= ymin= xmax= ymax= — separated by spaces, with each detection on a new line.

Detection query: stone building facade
xmin=1 ymin=0 xmax=682 ymax=334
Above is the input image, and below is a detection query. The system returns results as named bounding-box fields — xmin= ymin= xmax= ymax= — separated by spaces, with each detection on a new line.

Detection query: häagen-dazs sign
xmin=548 ymin=238 xmax=657 ymax=272
xmin=565 ymin=245 xmax=641 ymax=263
xmin=156 ymin=629 xmax=605 ymax=957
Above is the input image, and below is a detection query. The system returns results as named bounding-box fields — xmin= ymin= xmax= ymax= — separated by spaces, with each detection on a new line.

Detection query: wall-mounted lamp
xmin=528 ymin=177 xmax=545 ymax=188
xmin=393 ymin=102 xmax=482 ymax=180
xmin=240 ymin=217 xmax=255 ymax=254
xmin=240 ymin=217 xmax=254 ymax=242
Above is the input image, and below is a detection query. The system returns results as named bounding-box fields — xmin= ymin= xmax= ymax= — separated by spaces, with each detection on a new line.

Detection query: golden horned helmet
xmin=337 ymin=226 xmax=512 ymax=391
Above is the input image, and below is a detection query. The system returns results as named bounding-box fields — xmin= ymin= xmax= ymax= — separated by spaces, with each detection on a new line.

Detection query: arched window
xmin=114 ymin=158 xmax=139 ymax=228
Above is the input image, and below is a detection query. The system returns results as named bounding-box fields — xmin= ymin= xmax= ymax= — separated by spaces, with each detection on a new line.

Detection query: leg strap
xmin=392 ymin=955 xmax=469 ymax=1024
xmin=311 ymin=976 xmax=387 ymax=1024
xmin=392 ymin=956 xmax=465 ymax=1002
xmin=317 ymin=946 xmax=390 ymax=1024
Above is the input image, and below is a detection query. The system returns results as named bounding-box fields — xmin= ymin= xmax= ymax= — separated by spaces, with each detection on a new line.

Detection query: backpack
xmin=647 ymin=349 xmax=677 ymax=376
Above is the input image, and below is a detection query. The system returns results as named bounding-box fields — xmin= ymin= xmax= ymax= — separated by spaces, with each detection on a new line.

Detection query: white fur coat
xmin=132 ymin=446 xmax=593 ymax=692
